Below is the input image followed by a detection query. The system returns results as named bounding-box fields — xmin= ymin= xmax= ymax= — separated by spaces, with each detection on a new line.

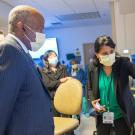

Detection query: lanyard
xmin=103 ymin=74 xmax=112 ymax=111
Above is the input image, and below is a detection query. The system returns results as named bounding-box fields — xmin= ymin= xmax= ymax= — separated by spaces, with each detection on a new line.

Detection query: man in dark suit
xmin=0 ymin=5 xmax=54 ymax=135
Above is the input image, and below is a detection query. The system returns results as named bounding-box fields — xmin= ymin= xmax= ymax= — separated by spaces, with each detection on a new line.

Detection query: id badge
xmin=103 ymin=112 xmax=114 ymax=124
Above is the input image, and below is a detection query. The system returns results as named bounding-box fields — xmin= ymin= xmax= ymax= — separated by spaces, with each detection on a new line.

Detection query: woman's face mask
xmin=48 ymin=57 xmax=58 ymax=67
xmin=99 ymin=52 xmax=115 ymax=66
xmin=72 ymin=64 xmax=78 ymax=69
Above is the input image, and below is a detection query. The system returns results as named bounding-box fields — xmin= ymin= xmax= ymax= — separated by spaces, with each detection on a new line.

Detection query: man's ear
xmin=16 ymin=21 xmax=24 ymax=31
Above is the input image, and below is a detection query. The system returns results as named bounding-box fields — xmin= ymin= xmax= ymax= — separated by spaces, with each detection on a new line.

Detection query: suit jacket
xmin=0 ymin=35 xmax=54 ymax=135
xmin=88 ymin=57 xmax=135 ymax=126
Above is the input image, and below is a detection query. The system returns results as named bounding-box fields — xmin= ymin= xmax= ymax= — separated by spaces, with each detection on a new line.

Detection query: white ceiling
xmin=0 ymin=0 xmax=113 ymax=29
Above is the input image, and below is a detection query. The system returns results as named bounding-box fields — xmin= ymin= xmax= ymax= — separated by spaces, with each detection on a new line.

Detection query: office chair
xmin=53 ymin=78 xmax=82 ymax=135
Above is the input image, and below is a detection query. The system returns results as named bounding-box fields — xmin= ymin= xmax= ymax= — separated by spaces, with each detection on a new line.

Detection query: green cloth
xmin=82 ymin=96 xmax=88 ymax=114
xmin=99 ymin=68 xmax=123 ymax=120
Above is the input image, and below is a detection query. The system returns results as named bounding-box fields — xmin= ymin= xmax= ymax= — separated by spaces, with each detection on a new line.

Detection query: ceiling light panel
xmin=56 ymin=12 xmax=100 ymax=21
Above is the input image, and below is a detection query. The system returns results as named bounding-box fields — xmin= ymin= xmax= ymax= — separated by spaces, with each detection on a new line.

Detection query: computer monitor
xmin=29 ymin=38 xmax=58 ymax=58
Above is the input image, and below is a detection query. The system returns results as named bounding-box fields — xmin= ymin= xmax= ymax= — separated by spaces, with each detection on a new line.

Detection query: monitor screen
xmin=29 ymin=38 xmax=58 ymax=58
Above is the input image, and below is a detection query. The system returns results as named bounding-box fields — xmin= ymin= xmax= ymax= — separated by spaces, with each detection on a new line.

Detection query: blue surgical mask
xmin=48 ymin=57 xmax=58 ymax=66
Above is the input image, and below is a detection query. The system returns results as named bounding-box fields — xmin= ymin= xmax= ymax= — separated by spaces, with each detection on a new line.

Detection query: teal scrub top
xmin=99 ymin=68 xmax=123 ymax=120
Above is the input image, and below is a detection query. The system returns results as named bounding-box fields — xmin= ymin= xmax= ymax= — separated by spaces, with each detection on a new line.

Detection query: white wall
xmin=113 ymin=2 xmax=125 ymax=54
xmin=46 ymin=24 xmax=112 ymax=65
xmin=125 ymin=13 xmax=135 ymax=55
xmin=113 ymin=1 xmax=135 ymax=56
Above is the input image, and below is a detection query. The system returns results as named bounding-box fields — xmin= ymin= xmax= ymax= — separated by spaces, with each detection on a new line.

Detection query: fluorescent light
xmin=123 ymin=49 xmax=130 ymax=54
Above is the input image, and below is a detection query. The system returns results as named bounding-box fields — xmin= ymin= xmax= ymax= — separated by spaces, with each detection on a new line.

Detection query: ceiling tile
xmin=63 ymin=0 xmax=97 ymax=13
xmin=33 ymin=0 xmax=73 ymax=15
xmin=0 ymin=0 xmax=111 ymax=28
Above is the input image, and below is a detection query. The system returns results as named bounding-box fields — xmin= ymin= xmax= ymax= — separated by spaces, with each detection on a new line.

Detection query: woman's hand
xmin=91 ymin=99 xmax=106 ymax=112
xmin=60 ymin=78 xmax=67 ymax=83
xmin=60 ymin=77 xmax=71 ymax=83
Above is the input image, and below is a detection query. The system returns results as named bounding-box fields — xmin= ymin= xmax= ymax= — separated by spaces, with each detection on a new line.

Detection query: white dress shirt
xmin=8 ymin=33 xmax=29 ymax=54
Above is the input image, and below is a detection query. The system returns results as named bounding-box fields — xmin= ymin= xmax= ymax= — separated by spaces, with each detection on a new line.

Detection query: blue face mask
xmin=48 ymin=57 xmax=58 ymax=66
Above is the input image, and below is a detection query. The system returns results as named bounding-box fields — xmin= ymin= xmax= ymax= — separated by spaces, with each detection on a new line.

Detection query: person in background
xmin=69 ymin=59 xmax=87 ymax=96
xmin=35 ymin=55 xmax=45 ymax=72
xmin=39 ymin=54 xmax=45 ymax=68
xmin=89 ymin=35 xmax=135 ymax=135
xmin=69 ymin=59 xmax=88 ymax=121
xmin=0 ymin=5 xmax=54 ymax=135
xmin=41 ymin=50 xmax=71 ymax=116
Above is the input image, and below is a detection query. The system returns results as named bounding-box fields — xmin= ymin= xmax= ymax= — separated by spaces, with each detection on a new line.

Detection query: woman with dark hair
xmin=89 ymin=35 xmax=135 ymax=135
xmin=41 ymin=50 xmax=70 ymax=98
xmin=40 ymin=50 xmax=70 ymax=116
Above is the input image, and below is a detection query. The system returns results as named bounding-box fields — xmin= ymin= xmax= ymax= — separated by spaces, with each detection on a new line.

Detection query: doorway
xmin=83 ymin=43 xmax=95 ymax=100
xmin=83 ymin=43 xmax=94 ymax=66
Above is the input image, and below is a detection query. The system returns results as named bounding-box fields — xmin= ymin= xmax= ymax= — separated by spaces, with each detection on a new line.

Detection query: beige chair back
xmin=54 ymin=78 xmax=82 ymax=115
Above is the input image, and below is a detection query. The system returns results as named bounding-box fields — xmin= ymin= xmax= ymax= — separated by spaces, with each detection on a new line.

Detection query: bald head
xmin=8 ymin=5 xmax=45 ymax=50
xmin=8 ymin=5 xmax=44 ymax=33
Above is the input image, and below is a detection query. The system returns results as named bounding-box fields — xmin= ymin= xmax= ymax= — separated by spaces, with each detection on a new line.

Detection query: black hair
xmin=40 ymin=55 xmax=44 ymax=60
xmin=43 ymin=50 xmax=59 ymax=69
xmin=70 ymin=59 xmax=77 ymax=65
xmin=43 ymin=50 xmax=57 ymax=62
xmin=93 ymin=35 xmax=116 ymax=66
xmin=94 ymin=35 xmax=116 ymax=53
